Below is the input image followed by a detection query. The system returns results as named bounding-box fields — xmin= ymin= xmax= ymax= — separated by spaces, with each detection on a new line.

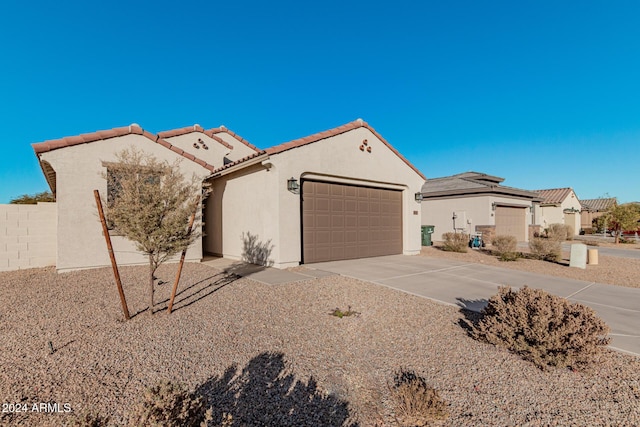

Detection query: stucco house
xmin=420 ymin=172 xmax=541 ymax=243
xmin=32 ymin=119 xmax=425 ymax=272
xmin=533 ymin=188 xmax=582 ymax=235
xmin=580 ymin=198 xmax=616 ymax=232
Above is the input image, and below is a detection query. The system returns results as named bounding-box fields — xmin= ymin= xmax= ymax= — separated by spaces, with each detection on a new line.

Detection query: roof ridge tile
xmin=32 ymin=124 xmax=215 ymax=173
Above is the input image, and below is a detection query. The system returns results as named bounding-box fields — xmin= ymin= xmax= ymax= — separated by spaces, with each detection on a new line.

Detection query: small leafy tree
xmin=10 ymin=191 xmax=55 ymax=204
xmin=104 ymin=149 xmax=201 ymax=315
xmin=596 ymin=203 xmax=640 ymax=244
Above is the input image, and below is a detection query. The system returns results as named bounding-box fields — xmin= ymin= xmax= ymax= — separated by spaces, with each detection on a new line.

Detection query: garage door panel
xmin=302 ymin=180 xmax=402 ymax=263
xmin=316 ymin=214 xmax=330 ymax=228
xmin=316 ymin=231 xmax=331 ymax=244
xmin=316 ymin=198 xmax=330 ymax=211
xmin=345 ymin=230 xmax=357 ymax=243
xmin=331 ymin=247 xmax=345 ymax=260
xmin=495 ymin=206 xmax=526 ymax=241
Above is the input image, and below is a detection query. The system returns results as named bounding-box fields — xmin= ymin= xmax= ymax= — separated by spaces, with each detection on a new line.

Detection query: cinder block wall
xmin=0 ymin=202 xmax=57 ymax=272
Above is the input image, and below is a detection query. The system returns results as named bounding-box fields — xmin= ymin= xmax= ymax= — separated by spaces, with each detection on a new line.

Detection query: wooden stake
xmin=167 ymin=199 xmax=199 ymax=314
xmin=94 ymin=190 xmax=130 ymax=320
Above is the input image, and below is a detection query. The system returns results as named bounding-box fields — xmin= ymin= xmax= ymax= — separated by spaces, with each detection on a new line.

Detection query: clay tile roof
xmin=32 ymin=124 xmax=216 ymax=174
xmin=210 ymin=151 xmax=267 ymax=174
xmin=208 ymin=126 xmax=261 ymax=152
xmin=264 ymin=119 xmax=426 ymax=180
xmin=157 ymin=125 xmax=235 ymax=150
xmin=534 ymin=188 xmax=575 ymax=205
xmin=580 ymin=198 xmax=617 ymax=211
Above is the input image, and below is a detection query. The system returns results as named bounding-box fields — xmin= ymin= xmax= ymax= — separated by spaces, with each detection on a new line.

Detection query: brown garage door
xmin=302 ymin=180 xmax=402 ymax=263
xmin=495 ymin=205 xmax=527 ymax=241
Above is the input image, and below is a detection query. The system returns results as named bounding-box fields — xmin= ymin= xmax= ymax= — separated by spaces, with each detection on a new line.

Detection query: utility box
xmin=421 ymin=225 xmax=435 ymax=246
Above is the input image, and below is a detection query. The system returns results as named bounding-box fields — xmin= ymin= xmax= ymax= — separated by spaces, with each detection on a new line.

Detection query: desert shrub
xmin=547 ymin=223 xmax=572 ymax=241
xmin=330 ymin=306 xmax=359 ymax=318
xmin=441 ymin=232 xmax=468 ymax=253
xmin=531 ymin=236 xmax=562 ymax=261
xmin=491 ymin=235 xmax=519 ymax=261
xmin=69 ymin=412 xmax=111 ymax=427
xmin=528 ymin=237 xmax=562 ymax=262
xmin=128 ymin=380 xmax=212 ymax=427
xmin=471 ymin=286 xmax=610 ymax=370
xmin=389 ymin=369 xmax=448 ymax=426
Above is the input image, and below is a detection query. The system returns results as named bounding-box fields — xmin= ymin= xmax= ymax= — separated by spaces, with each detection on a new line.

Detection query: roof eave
xmin=207 ymin=153 xmax=270 ymax=179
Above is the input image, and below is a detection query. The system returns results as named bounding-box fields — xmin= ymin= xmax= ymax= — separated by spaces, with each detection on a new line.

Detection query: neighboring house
xmin=580 ymin=198 xmax=616 ymax=232
xmin=32 ymin=119 xmax=425 ymax=272
xmin=420 ymin=172 xmax=541 ymax=243
xmin=533 ymin=188 xmax=582 ymax=235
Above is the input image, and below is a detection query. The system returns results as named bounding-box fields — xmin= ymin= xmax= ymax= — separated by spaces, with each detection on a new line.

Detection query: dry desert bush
xmin=528 ymin=237 xmax=563 ymax=262
xmin=471 ymin=286 xmax=610 ymax=370
xmin=127 ymin=380 xmax=212 ymax=427
xmin=389 ymin=369 xmax=448 ymax=426
xmin=547 ymin=223 xmax=573 ymax=241
xmin=442 ymin=232 xmax=468 ymax=253
xmin=491 ymin=235 xmax=519 ymax=261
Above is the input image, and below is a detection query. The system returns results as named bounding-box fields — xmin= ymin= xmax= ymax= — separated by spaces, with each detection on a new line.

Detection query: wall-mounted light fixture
xmin=287 ymin=177 xmax=299 ymax=194
xmin=491 ymin=202 xmax=496 ymax=211
xmin=414 ymin=192 xmax=423 ymax=202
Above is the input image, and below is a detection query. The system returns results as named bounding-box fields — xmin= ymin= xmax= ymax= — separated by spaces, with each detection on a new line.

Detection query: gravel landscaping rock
xmin=1 ymin=262 xmax=638 ymax=426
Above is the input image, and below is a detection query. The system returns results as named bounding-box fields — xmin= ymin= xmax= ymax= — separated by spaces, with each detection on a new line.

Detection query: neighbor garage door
xmin=302 ymin=181 xmax=402 ymax=263
xmin=495 ymin=205 xmax=527 ymax=241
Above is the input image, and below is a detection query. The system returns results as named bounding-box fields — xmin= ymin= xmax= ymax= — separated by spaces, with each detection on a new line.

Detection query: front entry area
xmin=301 ymin=180 xmax=403 ymax=263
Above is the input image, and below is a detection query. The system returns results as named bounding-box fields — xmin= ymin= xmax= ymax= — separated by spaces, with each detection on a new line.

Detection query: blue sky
xmin=1 ymin=0 xmax=638 ymax=203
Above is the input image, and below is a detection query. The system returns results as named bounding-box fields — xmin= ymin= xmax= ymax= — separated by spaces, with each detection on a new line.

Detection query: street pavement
xmin=309 ymin=255 xmax=640 ymax=356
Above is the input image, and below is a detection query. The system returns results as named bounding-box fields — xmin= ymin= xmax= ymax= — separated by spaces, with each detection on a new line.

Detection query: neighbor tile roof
xmin=32 ymin=124 xmax=217 ymax=172
xmin=580 ymin=198 xmax=617 ymax=211
xmin=421 ymin=172 xmax=539 ymax=199
xmin=263 ymin=119 xmax=426 ymax=180
xmin=534 ymin=188 xmax=575 ymax=205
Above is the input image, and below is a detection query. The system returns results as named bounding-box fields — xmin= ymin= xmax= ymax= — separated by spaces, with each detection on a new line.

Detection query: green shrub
xmin=389 ymin=369 xmax=448 ymax=426
xmin=547 ymin=223 xmax=572 ymax=241
xmin=330 ymin=306 xmax=359 ymax=318
xmin=491 ymin=235 xmax=519 ymax=261
xmin=471 ymin=286 xmax=610 ymax=370
xmin=528 ymin=237 xmax=562 ymax=262
xmin=441 ymin=232 xmax=468 ymax=253
xmin=128 ymin=380 xmax=212 ymax=427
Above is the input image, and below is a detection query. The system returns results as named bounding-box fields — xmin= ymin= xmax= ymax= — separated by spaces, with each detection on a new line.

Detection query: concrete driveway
xmin=310 ymin=255 xmax=640 ymax=356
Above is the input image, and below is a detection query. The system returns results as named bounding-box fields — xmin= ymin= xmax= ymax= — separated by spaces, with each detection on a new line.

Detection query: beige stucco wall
xmin=422 ymin=195 xmax=534 ymax=242
xmin=0 ymin=202 xmax=57 ymax=271
xmin=164 ymin=133 xmax=231 ymax=169
xmin=40 ymin=134 xmax=211 ymax=272
xmin=205 ymin=127 xmax=425 ymax=268
xmin=212 ymin=132 xmax=259 ymax=160
xmin=538 ymin=190 xmax=582 ymax=235
xmin=204 ymin=163 xmax=279 ymax=264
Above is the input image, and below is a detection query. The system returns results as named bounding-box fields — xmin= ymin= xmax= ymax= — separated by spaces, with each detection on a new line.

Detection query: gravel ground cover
xmin=422 ymin=244 xmax=640 ymax=288
xmin=1 ymin=262 xmax=639 ymax=426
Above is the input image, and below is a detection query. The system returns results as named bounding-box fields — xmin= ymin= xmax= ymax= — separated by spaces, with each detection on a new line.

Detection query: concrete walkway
xmin=309 ymin=255 xmax=640 ymax=356
xmin=201 ymin=257 xmax=336 ymax=285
